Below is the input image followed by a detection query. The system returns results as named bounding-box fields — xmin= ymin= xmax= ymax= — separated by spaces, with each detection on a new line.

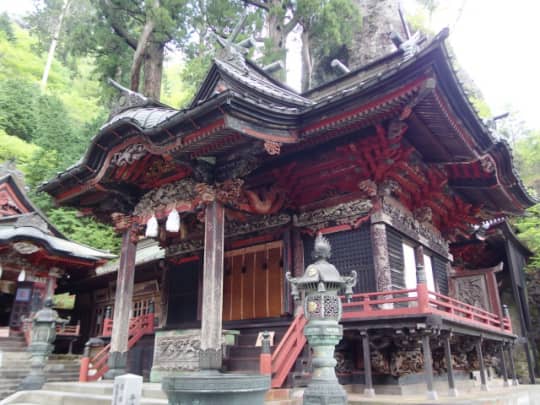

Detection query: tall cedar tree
xmin=244 ymin=0 xmax=360 ymax=91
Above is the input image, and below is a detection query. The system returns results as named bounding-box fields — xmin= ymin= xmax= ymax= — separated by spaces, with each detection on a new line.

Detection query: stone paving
xmin=348 ymin=385 xmax=540 ymax=404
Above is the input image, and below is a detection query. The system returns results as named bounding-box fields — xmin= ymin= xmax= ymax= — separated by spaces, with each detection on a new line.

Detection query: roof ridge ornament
xmin=390 ymin=30 xmax=425 ymax=60
xmin=107 ymin=78 xmax=150 ymax=118
xmin=212 ymin=11 xmax=254 ymax=71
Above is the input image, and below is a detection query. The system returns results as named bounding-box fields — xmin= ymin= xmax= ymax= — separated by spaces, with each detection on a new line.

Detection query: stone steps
xmin=0 ymin=389 xmax=168 ymax=405
xmin=0 ymin=335 xmax=81 ymax=401
xmin=0 ymin=382 xmax=303 ymax=405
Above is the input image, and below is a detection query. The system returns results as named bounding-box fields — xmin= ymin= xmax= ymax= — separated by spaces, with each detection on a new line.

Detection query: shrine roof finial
xmin=212 ymin=11 xmax=254 ymax=69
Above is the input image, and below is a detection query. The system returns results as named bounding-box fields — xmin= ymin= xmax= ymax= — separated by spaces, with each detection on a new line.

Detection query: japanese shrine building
xmin=40 ymin=28 xmax=536 ymax=395
xmin=0 ymin=166 xmax=114 ymax=340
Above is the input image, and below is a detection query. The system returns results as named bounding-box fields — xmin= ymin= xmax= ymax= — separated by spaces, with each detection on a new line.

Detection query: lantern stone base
xmin=303 ymin=380 xmax=347 ymax=405
xmin=19 ymin=373 xmax=47 ymax=391
xmin=162 ymin=371 xmax=270 ymax=405
xmin=104 ymin=351 xmax=127 ymax=380
xmin=19 ymin=342 xmax=52 ymax=390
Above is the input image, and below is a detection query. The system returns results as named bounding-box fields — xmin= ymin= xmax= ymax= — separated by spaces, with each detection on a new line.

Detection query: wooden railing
xmin=341 ymin=284 xmax=512 ymax=333
xmin=100 ymin=312 xmax=154 ymax=338
xmin=266 ymin=309 xmax=307 ymax=388
xmin=79 ymin=313 xmax=155 ymax=382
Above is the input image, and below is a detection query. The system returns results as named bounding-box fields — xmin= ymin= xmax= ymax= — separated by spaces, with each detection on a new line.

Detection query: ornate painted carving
xmin=133 ymin=178 xmax=198 ymax=217
xmin=111 ymin=212 xmax=134 ymax=232
xmin=480 ymin=156 xmax=495 ymax=173
xmin=263 ymin=140 xmax=281 ymax=155
xmin=370 ymin=350 xmax=390 ymax=374
xmin=358 ymin=180 xmax=377 ymax=198
xmin=334 ymin=351 xmax=354 ymax=374
xmin=225 ymin=213 xmax=291 ymax=237
xmin=380 ymin=197 xmax=449 ymax=257
xmin=12 ymin=242 xmax=40 ymax=255
xmin=378 ymin=179 xmax=401 ymax=197
xmin=453 ymin=275 xmax=489 ymax=311
xmin=414 ymin=206 xmax=433 ymax=224
xmin=165 ymin=239 xmax=204 ymax=257
xmin=390 ymin=348 xmax=423 ymax=377
xmin=110 ymin=144 xmax=146 ymax=167
xmin=293 ymin=200 xmax=372 ymax=229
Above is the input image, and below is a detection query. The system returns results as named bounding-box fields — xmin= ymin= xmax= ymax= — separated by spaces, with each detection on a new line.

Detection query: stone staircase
xmin=225 ymin=325 xmax=312 ymax=388
xmin=0 ymin=334 xmax=81 ymax=401
xmin=0 ymin=381 xmax=303 ymax=405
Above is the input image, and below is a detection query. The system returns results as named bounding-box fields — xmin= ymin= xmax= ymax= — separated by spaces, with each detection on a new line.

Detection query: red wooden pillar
xmin=105 ymin=227 xmax=137 ymax=379
xmin=199 ymin=200 xmax=225 ymax=370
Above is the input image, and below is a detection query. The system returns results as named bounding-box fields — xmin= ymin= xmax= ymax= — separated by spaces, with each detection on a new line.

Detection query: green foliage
xmin=0 ymin=130 xmax=40 ymax=173
xmin=514 ymin=130 xmax=540 ymax=195
xmin=47 ymin=207 xmax=120 ymax=253
xmin=303 ymin=0 xmax=360 ymax=57
xmin=470 ymin=96 xmax=491 ymax=120
xmin=0 ymin=14 xmax=119 ymax=253
xmin=514 ymin=204 xmax=540 ymax=270
xmin=0 ymin=12 xmax=15 ymax=42
xmin=511 ymin=130 xmax=540 ymax=271
xmin=0 ymin=80 xmax=40 ymax=141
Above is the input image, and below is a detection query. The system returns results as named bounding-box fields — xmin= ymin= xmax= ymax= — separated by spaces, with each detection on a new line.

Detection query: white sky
xmin=2 ymin=0 xmax=540 ymax=130
xmin=404 ymin=0 xmax=540 ymax=130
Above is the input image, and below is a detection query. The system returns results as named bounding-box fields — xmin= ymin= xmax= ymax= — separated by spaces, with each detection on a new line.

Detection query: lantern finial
xmin=313 ymin=233 xmax=331 ymax=260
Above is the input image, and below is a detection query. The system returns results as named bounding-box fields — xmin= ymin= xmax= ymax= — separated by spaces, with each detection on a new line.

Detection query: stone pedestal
xmin=150 ymin=329 xmax=239 ymax=383
xmin=303 ymin=321 xmax=347 ymax=405
xmin=19 ymin=341 xmax=51 ymax=390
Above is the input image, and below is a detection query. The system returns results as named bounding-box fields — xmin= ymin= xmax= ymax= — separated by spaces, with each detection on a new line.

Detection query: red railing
xmin=341 ymin=284 xmax=512 ymax=333
xmin=79 ymin=313 xmax=154 ymax=382
xmin=100 ymin=312 xmax=154 ymax=338
xmin=267 ymin=309 xmax=307 ymax=388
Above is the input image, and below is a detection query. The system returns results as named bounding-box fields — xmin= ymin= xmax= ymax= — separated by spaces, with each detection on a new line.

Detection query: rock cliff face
xmin=348 ymin=0 xmax=407 ymax=69
xmin=526 ymin=271 xmax=540 ymax=373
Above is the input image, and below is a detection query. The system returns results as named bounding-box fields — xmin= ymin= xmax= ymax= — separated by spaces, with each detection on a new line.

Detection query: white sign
xmin=112 ymin=373 xmax=142 ymax=405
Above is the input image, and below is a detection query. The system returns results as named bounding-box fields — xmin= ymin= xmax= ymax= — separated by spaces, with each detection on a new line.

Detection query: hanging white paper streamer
xmin=165 ymin=209 xmax=180 ymax=233
xmin=145 ymin=215 xmax=159 ymax=238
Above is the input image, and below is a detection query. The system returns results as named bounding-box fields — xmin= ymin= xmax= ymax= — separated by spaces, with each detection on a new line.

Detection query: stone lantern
xmin=20 ymin=298 xmax=67 ymax=390
xmin=286 ymin=233 xmax=357 ymax=405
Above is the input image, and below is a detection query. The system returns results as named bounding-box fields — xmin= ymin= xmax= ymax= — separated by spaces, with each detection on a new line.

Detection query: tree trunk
xmin=300 ymin=27 xmax=312 ymax=92
xmin=349 ymin=0 xmax=406 ymax=69
xmin=143 ymin=41 xmax=164 ymax=100
xmin=41 ymin=0 xmax=71 ymax=91
xmin=130 ymin=19 xmax=156 ymax=93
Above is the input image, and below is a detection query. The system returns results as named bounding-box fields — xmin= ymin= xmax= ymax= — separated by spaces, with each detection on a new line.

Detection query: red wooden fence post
xmin=259 ymin=331 xmax=272 ymax=375
xmin=102 ymin=305 xmax=112 ymax=336
xmin=79 ymin=344 xmax=90 ymax=382
xmin=417 ymin=284 xmax=429 ymax=312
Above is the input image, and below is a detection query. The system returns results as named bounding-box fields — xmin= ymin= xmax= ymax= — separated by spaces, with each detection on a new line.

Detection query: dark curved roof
xmin=0 ymin=224 xmax=115 ymax=261
xmin=106 ymin=107 xmax=179 ymax=129
xmin=39 ymin=29 xmax=536 ymax=216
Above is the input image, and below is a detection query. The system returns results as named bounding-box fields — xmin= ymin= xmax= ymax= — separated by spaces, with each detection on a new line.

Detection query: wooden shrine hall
xmin=0 ymin=165 xmax=114 ymax=344
xmin=40 ymin=27 xmax=536 ymax=396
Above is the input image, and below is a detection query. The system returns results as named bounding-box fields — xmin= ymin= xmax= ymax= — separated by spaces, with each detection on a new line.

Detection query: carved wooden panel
xmin=453 ymin=274 xmax=490 ymax=311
